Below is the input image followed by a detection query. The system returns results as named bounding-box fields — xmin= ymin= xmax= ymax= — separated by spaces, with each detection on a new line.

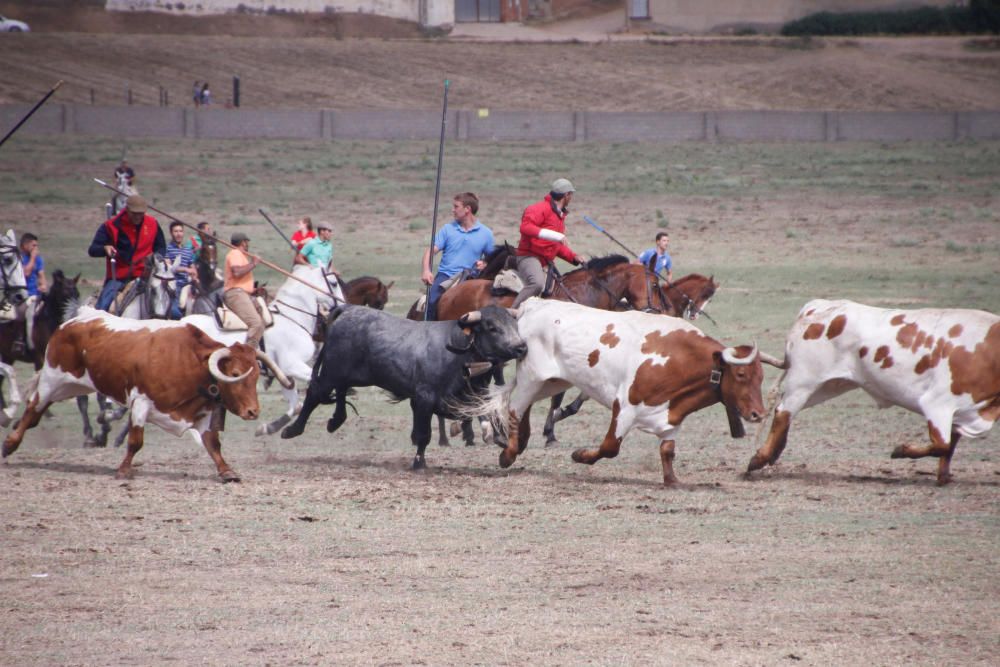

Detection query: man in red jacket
xmin=511 ymin=178 xmax=585 ymax=308
xmin=89 ymin=194 xmax=167 ymax=312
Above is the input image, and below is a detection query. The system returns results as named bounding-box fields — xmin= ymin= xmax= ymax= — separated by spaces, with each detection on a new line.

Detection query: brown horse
xmin=436 ymin=254 xmax=670 ymax=321
xmin=343 ymin=276 xmax=393 ymax=310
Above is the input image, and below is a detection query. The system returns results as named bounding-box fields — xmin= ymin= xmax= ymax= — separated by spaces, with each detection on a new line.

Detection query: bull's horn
xmin=758 ymin=352 xmax=788 ymax=369
xmin=255 ymin=350 xmax=293 ymax=389
xmin=459 ymin=310 xmax=482 ymax=324
xmin=721 ymin=340 xmax=757 ymax=366
xmin=506 ymin=307 xmax=522 ymax=319
xmin=208 ymin=347 xmax=254 ymax=384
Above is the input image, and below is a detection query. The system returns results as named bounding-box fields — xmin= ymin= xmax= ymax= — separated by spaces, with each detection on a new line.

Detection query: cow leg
xmin=200 ymin=430 xmax=240 ymax=483
xmin=747 ymin=409 xmax=793 ymax=473
xmin=410 ymin=403 xmax=434 ymax=471
xmin=437 ymin=415 xmax=451 ymax=447
xmin=2 ymin=396 xmax=52 ymax=458
xmin=891 ymin=419 xmax=961 ymax=485
xmin=280 ymin=381 xmax=328 ymax=439
xmin=115 ymin=425 xmax=145 ymax=480
xmin=326 ymin=391 xmax=349 ymax=434
xmin=460 ymin=419 xmax=476 ymax=447
xmin=571 ymin=399 xmax=627 ymax=467
xmin=499 ymin=406 xmax=531 ymax=469
xmin=658 ymin=439 xmax=679 ymax=486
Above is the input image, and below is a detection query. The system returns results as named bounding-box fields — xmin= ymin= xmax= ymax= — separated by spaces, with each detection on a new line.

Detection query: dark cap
xmin=231 ymin=232 xmax=250 ymax=245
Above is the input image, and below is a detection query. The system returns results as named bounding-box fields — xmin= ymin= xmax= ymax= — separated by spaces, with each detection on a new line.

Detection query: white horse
xmin=114 ymin=254 xmax=179 ymax=320
xmin=183 ymin=264 xmax=341 ymax=436
xmin=0 ymin=229 xmax=28 ymax=310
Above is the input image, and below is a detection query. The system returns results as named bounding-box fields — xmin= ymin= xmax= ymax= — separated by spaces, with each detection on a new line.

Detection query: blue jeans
xmin=425 ymin=272 xmax=452 ymax=321
xmin=96 ymin=279 xmax=126 ymax=312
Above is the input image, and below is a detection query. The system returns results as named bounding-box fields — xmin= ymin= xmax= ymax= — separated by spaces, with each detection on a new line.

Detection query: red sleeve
xmin=556 ymin=243 xmax=577 ymax=264
xmin=520 ymin=205 xmax=543 ymax=239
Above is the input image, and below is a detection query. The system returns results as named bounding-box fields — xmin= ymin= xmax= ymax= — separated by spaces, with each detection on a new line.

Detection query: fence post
xmin=233 ymin=75 xmax=240 ymax=108
xmin=127 ymin=84 xmax=132 ymax=106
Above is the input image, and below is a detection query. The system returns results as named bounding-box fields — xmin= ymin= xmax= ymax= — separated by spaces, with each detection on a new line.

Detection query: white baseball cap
xmin=551 ymin=178 xmax=575 ymax=195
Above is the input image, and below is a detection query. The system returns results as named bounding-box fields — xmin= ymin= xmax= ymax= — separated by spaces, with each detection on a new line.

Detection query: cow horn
xmin=721 ymin=341 xmax=757 ymax=366
xmin=459 ymin=310 xmax=482 ymax=324
xmin=255 ymin=350 xmax=293 ymax=389
xmin=506 ymin=307 xmax=522 ymax=319
xmin=208 ymin=348 xmax=253 ymax=384
xmin=758 ymin=351 xmax=788 ymax=369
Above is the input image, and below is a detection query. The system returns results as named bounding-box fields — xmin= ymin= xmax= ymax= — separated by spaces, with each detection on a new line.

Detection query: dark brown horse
xmin=0 ymin=270 xmax=80 ymax=423
xmin=343 ymin=276 xmax=393 ymax=310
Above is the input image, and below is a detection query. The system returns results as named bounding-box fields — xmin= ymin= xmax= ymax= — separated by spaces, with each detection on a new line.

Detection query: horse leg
xmin=257 ymin=380 xmax=298 ymax=436
xmin=113 ymin=420 xmax=130 ymax=448
xmin=461 ymin=419 xmax=476 ymax=447
xmin=543 ymin=391 xmax=567 ymax=447
xmin=544 ymin=392 xmax=589 ymax=447
xmin=77 ymin=395 xmax=101 ymax=447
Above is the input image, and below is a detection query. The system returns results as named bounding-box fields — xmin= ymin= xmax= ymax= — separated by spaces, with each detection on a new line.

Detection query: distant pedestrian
xmin=192 ymin=80 xmax=201 ymax=108
xmin=200 ymin=82 xmax=212 ymax=106
xmin=291 ymin=216 xmax=315 ymax=251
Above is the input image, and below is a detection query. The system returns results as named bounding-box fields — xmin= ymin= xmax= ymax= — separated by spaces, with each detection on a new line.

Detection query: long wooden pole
xmin=94 ymin=178 xmax=332 ymax=296
xmin=423 ymin=79 xmax=450 ymax=320
xmin=0 ymin=81 xmax=63 ymax=150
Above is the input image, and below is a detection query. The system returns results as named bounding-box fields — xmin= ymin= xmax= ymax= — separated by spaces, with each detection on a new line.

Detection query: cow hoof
xmin=83 ymin=438 xmax=106 ymax=449
xmin=114 ymin=468 xmax=134 ymax=480
xmin=326 ymin=419 xmax=338 ymax=433
xmin=890 ymin=446 xmax=906 ymax=459
xmin=280 ymin=424 xmax=302 ymax=439
xmin=571 ymin=449 xmax=588 ymax=463
xmin=411 ymin=457 xmax=426 ymax=471
xmin=220 ymin=470 xmax=242 ymax=483
xmin=746 ymin=454 xmax=769 ymax=472
xmin=544 ymin=438 xmax=559 ymax=449
xmin=465 ymin=440 xmax=476 ymax=448
xmin=936 ymin=474 xmax=953 ymax=486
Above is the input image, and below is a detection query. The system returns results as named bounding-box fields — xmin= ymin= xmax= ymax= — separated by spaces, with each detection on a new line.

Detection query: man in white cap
xmin=88 ymin=194 xmax=166 ymax=312
xmin=511 ymin=178 xmax=584 ymax=308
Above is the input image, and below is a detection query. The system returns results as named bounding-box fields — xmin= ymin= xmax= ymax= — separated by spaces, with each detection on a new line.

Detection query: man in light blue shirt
xmin=637 ymin=231 xmax=673 ymax=282
xmin=296 ymin=222 xmax=336 ymax=271
xmin=421 ymin=192 xmax=495 ymax=320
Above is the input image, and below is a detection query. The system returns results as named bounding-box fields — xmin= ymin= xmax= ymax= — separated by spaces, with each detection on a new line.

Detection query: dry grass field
xmin=0 ymin=134 xmax=997 ymax=665
xmin=0 ymin=15 xmax=999 ymax=665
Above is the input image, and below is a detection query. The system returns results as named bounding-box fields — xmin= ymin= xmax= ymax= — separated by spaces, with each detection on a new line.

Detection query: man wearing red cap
xmin=89 ymin=194 xmax=167 ymax=312
xmin=511 ymin=178 xmax=584 ymax=309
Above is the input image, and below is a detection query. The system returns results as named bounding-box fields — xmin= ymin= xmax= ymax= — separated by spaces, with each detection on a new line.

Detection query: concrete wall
xmin=4 ymin=104 xmax=999 ymax=143
xmin=641 ymin=0 xmax=963 ymax=34
xmin=106 ymin=0 xmax=455 ymax=28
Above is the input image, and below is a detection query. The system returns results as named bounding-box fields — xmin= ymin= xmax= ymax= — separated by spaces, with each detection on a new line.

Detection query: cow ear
xmin=446 ymin=323 xmax=474 ymax=355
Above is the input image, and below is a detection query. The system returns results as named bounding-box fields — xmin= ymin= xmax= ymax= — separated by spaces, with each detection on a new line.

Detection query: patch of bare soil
xmin=0 ymin=4 xmax=997 ymax=111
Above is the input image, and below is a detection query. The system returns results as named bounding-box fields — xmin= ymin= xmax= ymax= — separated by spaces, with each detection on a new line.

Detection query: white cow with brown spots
xmin=747 ymin=299 xmax=1000 ymax=485
xmin=481 ymin=298 xmax=781 ymax=485
xmin=2 ymin=307 xmax=289 ymax=482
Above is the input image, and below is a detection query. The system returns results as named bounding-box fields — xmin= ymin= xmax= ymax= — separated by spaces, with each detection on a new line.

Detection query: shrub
xmin=781 ymin=2 xmax=1000 ymax=36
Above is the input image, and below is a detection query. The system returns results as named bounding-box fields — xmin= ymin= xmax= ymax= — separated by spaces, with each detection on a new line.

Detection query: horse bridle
xmin=0 ymin=242 xmax=26 ymax=308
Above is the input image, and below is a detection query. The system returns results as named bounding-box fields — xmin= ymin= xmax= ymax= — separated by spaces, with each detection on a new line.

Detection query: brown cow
xmin=2 ymin=307 xmax=288 ymax=482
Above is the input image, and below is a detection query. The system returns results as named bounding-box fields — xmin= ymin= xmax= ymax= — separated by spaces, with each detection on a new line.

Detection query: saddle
xmin=414 ymin=269 xmax=472 ymax=315
xmin=108 ymin=280 xmax=142 ymax=316
xmin=490 ymin=264 xmax=558 ymax=297
xmin=214 ymin=296 xmax=275 ymax=331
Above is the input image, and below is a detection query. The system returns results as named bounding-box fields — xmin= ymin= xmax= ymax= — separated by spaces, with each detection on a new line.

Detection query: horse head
xmin=0 ymin=229 xmax=28 ymax=307
xmin=46 ymin=270 xmax=82 ymax=324
xmin=143 ymin=253 xmax=177 ymax=319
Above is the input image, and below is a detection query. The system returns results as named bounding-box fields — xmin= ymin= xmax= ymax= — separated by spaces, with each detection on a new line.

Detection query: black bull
xmin=280 ymin=305 xmax=526 ymax=469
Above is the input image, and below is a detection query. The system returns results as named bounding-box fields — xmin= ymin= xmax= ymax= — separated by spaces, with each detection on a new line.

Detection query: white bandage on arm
xmin=538 ymin=229 xmax=565 ymax=242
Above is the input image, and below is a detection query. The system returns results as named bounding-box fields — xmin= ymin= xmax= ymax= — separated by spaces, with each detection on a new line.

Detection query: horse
xmin=185 ymin=237 xmax=225 ymax=316
xmin=183 ymin=264 xmax=339 ymax=436
xmin=0 ymin=270 xmax=80 ymax=426
xmin=403 ymin=243 xmax=514 ymax=321
xmin=343 ymin=276 xmax=393 ymax=310
xmin=0 ymin=229 xmax=29 ymax=311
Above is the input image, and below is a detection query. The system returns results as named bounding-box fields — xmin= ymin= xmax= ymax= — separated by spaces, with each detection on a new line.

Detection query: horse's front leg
xmin=256 ymin=380 xmax=299 ymax=436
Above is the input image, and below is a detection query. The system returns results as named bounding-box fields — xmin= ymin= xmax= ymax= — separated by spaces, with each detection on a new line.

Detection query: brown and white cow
xmin=747 ymin=299 xmax=1000 ymax=485
xmin=2 ymin=307 xmax=289 ymax=482
xmin=481 ymin=298 xmax=782 ymax=485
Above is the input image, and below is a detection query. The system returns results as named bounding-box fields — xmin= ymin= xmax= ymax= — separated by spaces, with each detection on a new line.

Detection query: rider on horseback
xmin=420 ymin=192 xmax=495 ymax=321
xmin=636 ymin=231 xmax=673 ymax=283
xmin=89 ymin=194 xmax=167 ymax=312
xmin=17 ymin=233 xmax=46 ymax=353
xmin=511 ymin=179 xmax=585 ymax=309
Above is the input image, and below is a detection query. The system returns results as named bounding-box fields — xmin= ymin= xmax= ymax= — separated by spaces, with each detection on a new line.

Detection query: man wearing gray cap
xmin=89 ymin=194 xmax=166 ymax=312
xmin=511 ymin=178 xmax=584 ymax=308
xmin=223 ymin=232 xmax=264 ymax=349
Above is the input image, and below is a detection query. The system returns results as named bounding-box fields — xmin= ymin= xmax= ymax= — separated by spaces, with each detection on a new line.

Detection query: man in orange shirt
xmin=223 ymin=232 xmax=264 ymax=349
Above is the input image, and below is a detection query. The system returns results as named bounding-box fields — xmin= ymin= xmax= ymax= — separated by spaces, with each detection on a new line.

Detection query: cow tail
xmin=451 ymin=381 xmax=515 ymax=440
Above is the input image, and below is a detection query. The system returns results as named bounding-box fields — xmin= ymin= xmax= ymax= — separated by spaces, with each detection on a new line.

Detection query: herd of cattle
xmin=0 ymin=276 xmax=997 ymax=486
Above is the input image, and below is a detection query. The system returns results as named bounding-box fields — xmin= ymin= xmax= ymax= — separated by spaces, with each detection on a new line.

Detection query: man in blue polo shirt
xmin=636 ymin=231 xmax=673 ymax=283
xmin=420 ymin=192 xmax=495 ymax=321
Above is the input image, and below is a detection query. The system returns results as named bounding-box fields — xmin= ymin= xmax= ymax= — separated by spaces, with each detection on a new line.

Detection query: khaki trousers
xmin=511 ymin=255 xmax=546 ymax=308
xmin=223 ymin=288 xmax=264 ymax=349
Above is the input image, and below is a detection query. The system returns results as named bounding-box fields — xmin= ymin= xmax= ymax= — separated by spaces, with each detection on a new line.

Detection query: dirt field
xmin=0 ymin=5 xmax=999 ymax=111
xmin=0 ymin=133 xmax=998 ymax=664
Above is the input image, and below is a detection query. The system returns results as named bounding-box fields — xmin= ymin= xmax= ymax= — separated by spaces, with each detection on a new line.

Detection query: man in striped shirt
xmin=166 ymin=221 xmax=198 ymax=319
